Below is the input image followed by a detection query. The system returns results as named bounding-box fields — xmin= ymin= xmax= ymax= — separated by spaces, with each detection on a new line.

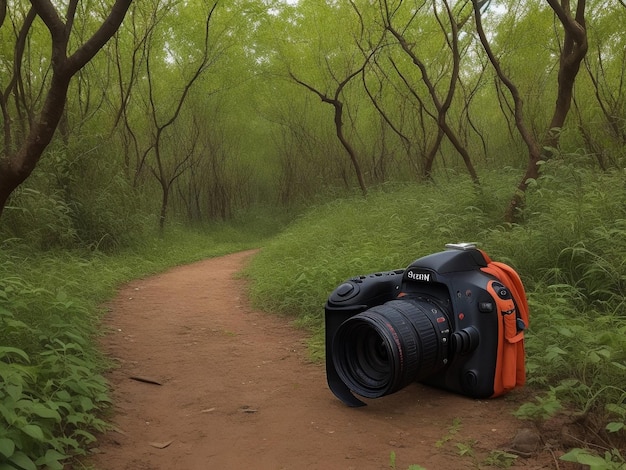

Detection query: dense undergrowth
xmin=1 ymin=157 xmax=626 ymax=468
xmin=0 ymin=211 xmax=284 ymax=469
xmin=246 ymin=159 xmax=626 ymax=466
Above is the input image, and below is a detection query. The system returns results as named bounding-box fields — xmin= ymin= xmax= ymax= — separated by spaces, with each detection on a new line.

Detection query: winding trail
xmin=86 ymin=250 xmax=553 ymax=469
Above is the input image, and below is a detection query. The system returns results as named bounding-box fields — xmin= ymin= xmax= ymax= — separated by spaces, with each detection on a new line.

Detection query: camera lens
xmin=331 ymin=299 xmax=450 ymax=399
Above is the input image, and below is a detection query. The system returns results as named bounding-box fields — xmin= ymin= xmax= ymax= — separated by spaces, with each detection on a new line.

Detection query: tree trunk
xmin=544 ymin=0 xmax=588 ymax=151
xmin=290 ymin=70 xmax=369 ymax=197
xmin=0 ymin=0 xmax=132 ymax=219
xmin=0 ymin=72 xmax=71 ymax=214
xmin=333 ymin=101 xmax=368 ymax=196
xmin=506 ymin=1 xmax=588 ymax=221
xmin=384 ymin=1 xmax=480 ymax=185
xmin=473 ymin=0 xmax=587 ymax=222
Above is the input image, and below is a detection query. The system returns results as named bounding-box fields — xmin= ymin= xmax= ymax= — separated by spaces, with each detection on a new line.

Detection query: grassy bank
xmin=0 ymin=214 xmax=284 ymax=469
xmin=245 ymin=161 xmax=626 ymax=465
xmin=2 ymin=159 xmax=626 ymax=468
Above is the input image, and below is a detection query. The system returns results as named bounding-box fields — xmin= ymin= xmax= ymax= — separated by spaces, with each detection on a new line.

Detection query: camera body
xmin=325 ymin=243 xmax=528 ymax=407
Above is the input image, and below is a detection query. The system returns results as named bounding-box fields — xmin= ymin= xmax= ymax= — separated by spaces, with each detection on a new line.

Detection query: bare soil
xmin=85 ymin=250 xmax=570 ymax=470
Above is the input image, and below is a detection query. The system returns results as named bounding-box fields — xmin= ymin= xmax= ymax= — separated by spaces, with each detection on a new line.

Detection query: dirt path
xmin=86 ymin=250 xmax=558 ymax=469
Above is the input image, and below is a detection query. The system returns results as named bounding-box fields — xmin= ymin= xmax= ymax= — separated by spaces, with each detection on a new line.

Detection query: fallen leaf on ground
xmin=148 ymin=440 xmax=173 ymax=449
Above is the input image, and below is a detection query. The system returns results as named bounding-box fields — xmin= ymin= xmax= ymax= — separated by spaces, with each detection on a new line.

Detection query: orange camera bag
xmin=479 ymin=251 xmax=530 ymax=397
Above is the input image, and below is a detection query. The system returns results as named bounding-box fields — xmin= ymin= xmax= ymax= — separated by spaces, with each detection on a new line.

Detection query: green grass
xmin=0 ymin=211 xmax=285 ymax=469
xmin=244 ymin=168 xmax=520 ymax=352
xmin=245 ymin=161 xmax=626 ymax=460
xmin=2 ymin=159 xmax=626 ymax=467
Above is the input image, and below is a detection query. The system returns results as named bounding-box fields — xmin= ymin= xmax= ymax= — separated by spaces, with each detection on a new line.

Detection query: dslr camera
xmin=325 ymin=243 xmax=529 ymax=407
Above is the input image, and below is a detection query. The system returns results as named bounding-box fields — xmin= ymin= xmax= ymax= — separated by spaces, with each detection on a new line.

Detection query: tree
xmin=380 ymin=0 xmax=480 ymax=184
xmin=472 ymin=0 xmax=541 ymax=217
xmin=289 ymin=68 xmax=369 ymax=197
xmin=0 ymin=0 xmax=133 ymax=219
xmin=143 ymin=1 xmax=219 ymax=231
xmin=576 ymin=1 xmax=626 ymax=168
xmin=111 ymin=0 xmax=226 ymax=230
xmin=284 ymin=1 xmax=381 ymax=197
xmin=507 ymin=0 xmax=587 ymax=221
xmin=473 ymin=0 xmax=588 ymax=222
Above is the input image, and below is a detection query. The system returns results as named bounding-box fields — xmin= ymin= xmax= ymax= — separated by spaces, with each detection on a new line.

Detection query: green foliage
xmin=2 ymin=140 xmax=150 ymax=252
xmin=245 ymin=169 xmax=518 ymax=336
xmin=0 ymin=212 xmax=279 ymax=467
xmin=246 ymin=160 xmax=626 ymax=454
xmin=436 ymin=418 xmax=463 ymax=448
xmin=560 ymin=448 xmax=625 ymax=469
xmin=496 ymin=160 xmax=626 ymax=460
xmin=0 ymin=308 xmax=107 ymax=470
xmin=482 ymin=450 xmax=519 ymax=468
xmin=3 ymin=0 xmax=626 ymax=240
xmin=2 ymin=188 xmax=79 ymax=250
xmin=513 ymin=387 xmax=563 ymax=422
xmin=0 ymin=0 xmax=623 ymax=464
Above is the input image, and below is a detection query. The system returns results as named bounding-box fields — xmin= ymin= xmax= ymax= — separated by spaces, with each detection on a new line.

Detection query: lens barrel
xmin=331 ymin=298 xmax=450 ymax=399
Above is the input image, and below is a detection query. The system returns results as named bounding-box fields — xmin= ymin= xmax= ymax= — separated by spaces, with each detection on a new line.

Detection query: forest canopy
xmin=0 ymin=0 xmax=624 ymax=240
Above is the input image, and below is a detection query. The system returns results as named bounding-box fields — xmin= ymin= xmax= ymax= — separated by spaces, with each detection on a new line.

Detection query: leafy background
xmin=1 ymin=0 xmax=626 ymax=468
